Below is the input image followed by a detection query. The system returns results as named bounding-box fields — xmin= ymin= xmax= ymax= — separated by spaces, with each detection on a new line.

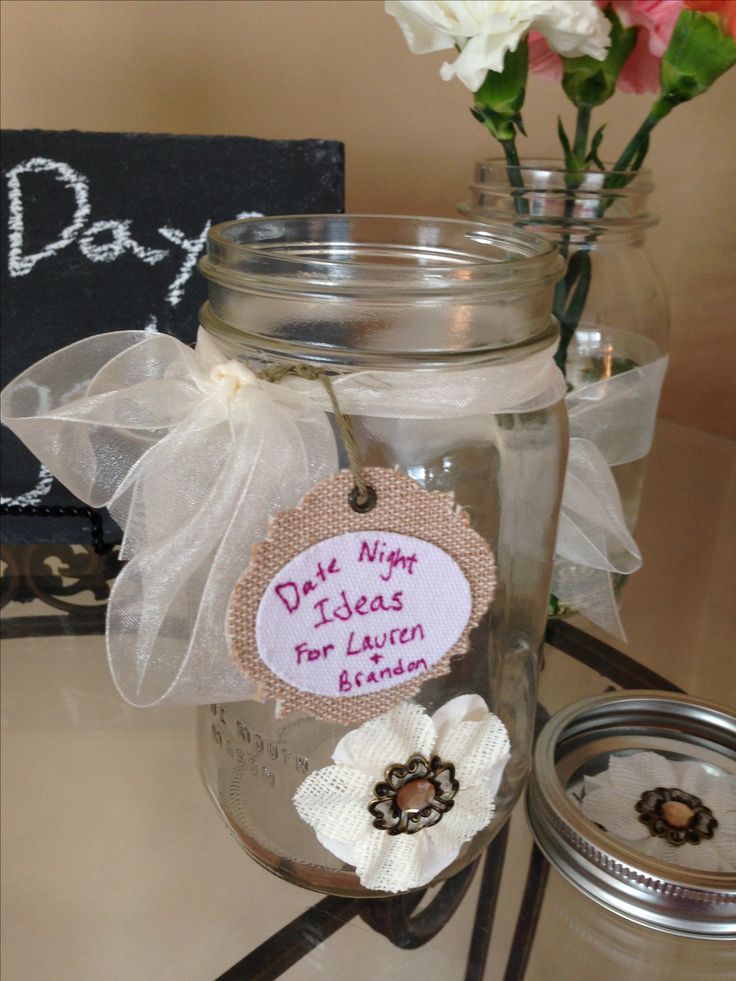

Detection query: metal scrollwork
xmin=0 ymin=544 xmax=123 ymax=637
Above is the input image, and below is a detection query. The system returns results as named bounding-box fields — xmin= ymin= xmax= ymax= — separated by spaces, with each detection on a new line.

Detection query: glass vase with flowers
xmin=387 ymin=0 xmax=736 ymax=633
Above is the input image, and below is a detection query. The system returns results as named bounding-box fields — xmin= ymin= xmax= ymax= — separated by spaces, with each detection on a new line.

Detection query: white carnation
xmin=385 ymin=0 xmax=611 ymax=91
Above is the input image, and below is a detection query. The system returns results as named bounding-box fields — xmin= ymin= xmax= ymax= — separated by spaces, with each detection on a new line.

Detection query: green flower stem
xmin=501 ymin=138 xmax=529 ymax=215
xmin=554 ymin=250 xmax=592 ymax=372
xmin=607 ymin=99 xmax=671 ymax=185
xmin=611 ymin=112 xmax=658 ymax=172
xmin=501 ymin=136 xmax=522 ymax=177
xmin=555 ymin=101 xmax=667 ymax=373
xmin=573 ymin=103 xmax=593 ymax=164
xmin=552 ymin=103 xmax=593 ymax=374
xmin=557 ymin=104 xmax=592 ymax=263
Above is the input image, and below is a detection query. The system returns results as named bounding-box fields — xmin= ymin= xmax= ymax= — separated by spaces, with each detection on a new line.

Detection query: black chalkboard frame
xmin=1 ymin=128 xmax=345 ymax=544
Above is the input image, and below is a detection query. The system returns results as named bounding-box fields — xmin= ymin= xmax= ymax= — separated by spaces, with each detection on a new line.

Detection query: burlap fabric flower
xmin=293 ymin=695 xmax=510 ymax=892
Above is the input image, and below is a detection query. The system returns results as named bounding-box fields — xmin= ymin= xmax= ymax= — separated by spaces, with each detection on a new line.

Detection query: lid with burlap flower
xmin=293 ymin=694 xmax=510 ymax=893
xmin=579 ymin=751 xmax=736 ymax=872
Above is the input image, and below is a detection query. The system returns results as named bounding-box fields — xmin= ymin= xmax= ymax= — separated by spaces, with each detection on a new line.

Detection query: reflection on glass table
xmin=1 ymin=421 xmax=734 ymax=980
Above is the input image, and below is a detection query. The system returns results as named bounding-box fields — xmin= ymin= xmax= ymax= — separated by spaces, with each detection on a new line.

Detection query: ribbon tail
xmin=106 ymin=388 xmax=338 ymax=707
xmin=551 ymin=562 xmax=627 ymax=640
xmin=553 ymin=437 xmax=642 ymax=640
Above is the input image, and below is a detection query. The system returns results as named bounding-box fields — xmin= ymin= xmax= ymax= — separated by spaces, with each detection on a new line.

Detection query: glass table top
xmin=1 ymin=421 xmax=734 ymax=980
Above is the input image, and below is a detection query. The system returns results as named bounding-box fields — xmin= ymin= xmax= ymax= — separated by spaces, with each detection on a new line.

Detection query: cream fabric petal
xmin=484 ymin=752 xmax=510 ymax=802
xmin=671 ymin=840 xmax=724 ymax=873
xmin=332 ymin=702 xmax=435 ymax=775
xmin=354 ymin=825 xmax=458 ymax=893
xmin=675 ymin=761 xmax=736 ymax=810
xmin=712 ymin=806 xmax=736 ymax=837
xmin=315 ymin=832 xmax=360 ymax=870
xmin=435 ymin=715 xmax=510 ymax=786
xmin=635 ymin=836 xmax=727 ymax=873
xmin=581 ymin=773 xmax=608 ymax=795
xmin=634 ymin=836 xmax=670 ymax=863
xmin=427 ymin=784 xmax=495 ymax=852
xmin=606 ymin=752 xmax=677 ymax=796
xmin=714 ymin=836 xmax=736 ymax=872
xmin=431 ymin=693 xmax=489 ymax=733
xmin=350 ymin=826 xmax=388 ymax=884
xmin=293 ymin=765 xmax=372 ymax=845
xmin=408 ymin=836 xmax=462 ymax=889
xmin=581 ymin=784 xmax=649 ymax=840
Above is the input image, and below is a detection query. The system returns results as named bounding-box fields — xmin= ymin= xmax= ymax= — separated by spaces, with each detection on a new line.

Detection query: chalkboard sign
xmin=0 ymin=129 xmax=344 ymax=543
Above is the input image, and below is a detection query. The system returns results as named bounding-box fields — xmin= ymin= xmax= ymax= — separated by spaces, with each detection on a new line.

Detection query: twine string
xmin=258 ymin=363 xmax=372 ymax=509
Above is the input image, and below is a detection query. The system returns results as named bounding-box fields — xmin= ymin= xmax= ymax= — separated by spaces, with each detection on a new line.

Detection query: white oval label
xmin=255 ymin=531 xmax=472 ymax=699
xmin=229 ymin=467 xmax=496 ymax=724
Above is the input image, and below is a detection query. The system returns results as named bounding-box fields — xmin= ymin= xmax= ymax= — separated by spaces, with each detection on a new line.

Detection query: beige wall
xmin=2 ymin=0 xmax=734 ymax=437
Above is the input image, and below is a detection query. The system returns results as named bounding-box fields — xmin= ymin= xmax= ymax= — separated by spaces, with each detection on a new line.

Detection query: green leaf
xmin=659 ymin=9 xmax=736 ymax=109
xmin=585 ymin=124 xmax=607 ymax=170
xmin=556 ymin=116 xmax=579 ymax=173
xmin=561 ymin=7 xmax=637 ymax=108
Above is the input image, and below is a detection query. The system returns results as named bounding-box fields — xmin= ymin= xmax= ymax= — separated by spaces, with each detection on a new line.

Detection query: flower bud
xmin=471 ymin=41 xmax=528 ymax=142
xmin=658 ymin=8 xmax=736 ymax=111
xmin=561 ymin=7 xmax=637 ymax=107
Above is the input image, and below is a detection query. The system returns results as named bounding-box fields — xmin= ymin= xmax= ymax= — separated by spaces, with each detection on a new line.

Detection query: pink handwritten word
xmin=295 ymin=641 xmax=335 ymax=664
xmin=346 ymin=622 xmax=425 ymax=656
xmin=358 ymin=539 xmax=419 ymax=583
xmin=338 ymin=656 xmax=429 ymax=693
xmin=294 ymin=622 xmax=425 ymax=666
xmin=274 ymin=557 xmax=341 ymax=613
xmin=313 ymin=589 xmax=403 ymax=629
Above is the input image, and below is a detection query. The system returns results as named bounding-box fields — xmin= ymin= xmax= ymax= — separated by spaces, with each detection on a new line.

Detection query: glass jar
xmin=196 ymin=215 xmax=566 ymax=897
xmin=460 ymin=161 xmax=669 ymax=541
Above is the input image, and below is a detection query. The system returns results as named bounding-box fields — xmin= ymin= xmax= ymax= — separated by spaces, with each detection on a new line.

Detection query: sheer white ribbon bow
xmin=554 ymin=355 xmax=668 ymax=636
xmin=1 ymin=330 xmax=338 ymax=706
xmin=1 ymin=327 xmax=653 ymax=705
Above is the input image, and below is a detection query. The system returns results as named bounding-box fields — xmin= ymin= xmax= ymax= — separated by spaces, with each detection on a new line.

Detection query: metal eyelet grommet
xmin=348 ymin=484 xmax=377 ymax=513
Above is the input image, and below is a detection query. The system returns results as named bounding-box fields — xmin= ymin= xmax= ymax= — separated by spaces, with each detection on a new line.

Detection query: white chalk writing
xmin=5 ymin=155 xmax=262 ymax=310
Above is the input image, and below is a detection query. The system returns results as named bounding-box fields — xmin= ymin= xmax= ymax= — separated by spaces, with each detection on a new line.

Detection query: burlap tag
xmin=228 ymin=467 xmax=495 ymax=724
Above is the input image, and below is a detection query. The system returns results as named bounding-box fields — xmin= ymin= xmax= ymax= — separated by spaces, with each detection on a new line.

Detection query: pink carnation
xmin=615 ymin=0 xmax=684 ymax=92
xmin=529 ymin=1 xmax=684 ymax=94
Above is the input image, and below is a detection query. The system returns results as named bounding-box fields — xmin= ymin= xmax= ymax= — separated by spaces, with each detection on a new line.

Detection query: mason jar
xmin=196 ymin=215 xmax=566 ymax=897
xmin=460 ymin=161 xmax=669 ymax=540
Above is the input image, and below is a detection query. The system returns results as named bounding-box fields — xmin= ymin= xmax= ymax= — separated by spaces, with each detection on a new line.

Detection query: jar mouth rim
xmin=474 ymin=158 xmax=654 ymax=192
xmin=200 ymin=302 xmax=561 ymax=369
xmin=203 ymin=214 xmax=562 ymax=291
xmin=458 ymin=200 xmax=659 ymax=232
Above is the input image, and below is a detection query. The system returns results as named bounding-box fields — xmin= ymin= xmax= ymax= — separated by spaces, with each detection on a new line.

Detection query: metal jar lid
xmin=526 ymin=690 xmax=736 ymax=939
